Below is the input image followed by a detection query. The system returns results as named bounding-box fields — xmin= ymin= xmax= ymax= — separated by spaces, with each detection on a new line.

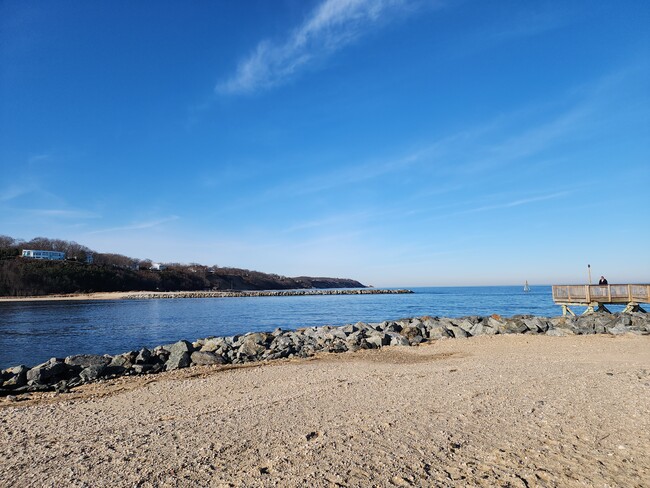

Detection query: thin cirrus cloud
xmin=0 ymin=184 xmax=34 ymax=202
xmin=86 ymin=216 xmax=180 ymax=235
xmin=216 ymin=0 xmax=427 ymax=95
xmin=28 ymin=209 xmax=100 ymax=219
xmin=462 ymin=191 xmax=571 ymax=214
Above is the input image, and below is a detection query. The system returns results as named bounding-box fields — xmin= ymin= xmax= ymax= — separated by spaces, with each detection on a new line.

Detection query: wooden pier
xmin=552 ymin=284 xmax=650 ymax=316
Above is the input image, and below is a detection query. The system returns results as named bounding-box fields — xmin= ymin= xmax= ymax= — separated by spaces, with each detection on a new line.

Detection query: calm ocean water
xmin=0 ymin=286 xmax=601 ymax=369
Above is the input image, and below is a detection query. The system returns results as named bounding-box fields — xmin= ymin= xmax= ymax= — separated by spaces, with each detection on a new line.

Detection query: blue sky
xmin=1 ymin=0 xmax=648 ymax=286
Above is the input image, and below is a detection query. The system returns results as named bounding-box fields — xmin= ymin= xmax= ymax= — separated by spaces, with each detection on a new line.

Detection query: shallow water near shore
xmin=0 ymin=285 xmax=616 ymax=369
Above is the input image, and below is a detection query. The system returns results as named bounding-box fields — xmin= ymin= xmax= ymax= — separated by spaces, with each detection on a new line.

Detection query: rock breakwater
xmin=2 ymin=312 xmax=648 ymax=396
xmin=122 ymin=289 xmax=413 ymax=299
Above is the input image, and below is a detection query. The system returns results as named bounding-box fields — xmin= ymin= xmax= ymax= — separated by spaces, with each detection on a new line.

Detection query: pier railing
xmin=552 ymin=284 xmax=650 ymax=315
xmin=552 ymin=284 xmax=650 ymax=304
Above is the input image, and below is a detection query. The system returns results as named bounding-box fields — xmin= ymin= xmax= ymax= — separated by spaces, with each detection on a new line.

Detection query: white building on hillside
xmin=22 ymin=249 xmax=66 ymax=260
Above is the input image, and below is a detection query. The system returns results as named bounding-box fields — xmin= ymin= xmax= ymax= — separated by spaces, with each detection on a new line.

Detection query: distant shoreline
xmin=0 ymin=288 xmax=413 ymax=303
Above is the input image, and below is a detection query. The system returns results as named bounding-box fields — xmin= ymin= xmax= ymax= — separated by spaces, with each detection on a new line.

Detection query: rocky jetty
xmin=122 ymin=289 xmax=414 ymax=299
xmin=1 ymin=312 xmax=648 ymax=396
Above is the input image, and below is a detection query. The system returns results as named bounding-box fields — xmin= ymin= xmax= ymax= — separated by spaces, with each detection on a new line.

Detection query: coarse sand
xmin=1 ymin=334 xmax=649 ymax=487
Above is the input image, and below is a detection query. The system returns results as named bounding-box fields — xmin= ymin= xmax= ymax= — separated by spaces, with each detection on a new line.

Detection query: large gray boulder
xmin=64 ymin=354 xmax=111 ymax=370
xmin=326 ymin=328 xmax=348 ymax=341
xmin=238 ymin=332 xmax=273 ymax=360
xmin=164 ymin=340 xmax=194 ymax=370
xmin=135 ymin=348 xmax=152 ymax=364
xmin=455 ymin=317 xmax=491 ymax=337
xmin=486 ymin=316 xmax=505 ymax=332
xmin=165 ymin=352 xmax=191 ymax=370
xmin=27 ymin=358 xmax=67 ymax=385
xmin=340 ymin=323 xmax=359 ymax=335
xmin=365 ymin=334 xmax=386 ymax=349
xmin=546 ymin=327 xmax=575 ymax=336
xmin=383 ymin=321 xmax=403 ymax=333
xmin=366 ymin=330 xmax=390 ymax=346
xmin=445 ymin=324 xmax=468 ymax=339
xmin=572 ymin=316 xmax=597 ymax=334
xmin=388 ymin=333 xmax=410 ymax=346
xmin=132 ymin=364 xmax=153 ymax=374
xmin=270 ymin=334 xmax=294 ymax=351
xmin=628 ymin=312 xmax=650 ymax=332
xmin=455 ymin=318 xmax=475 ymax=335
xmin=201 ymin=338 xmax=225 ymax=353
xmin=500 ymin=318 xmax=529 ymax=334
xmin=190 ymin=351 xmax=226 ymax=366
xmin=166 ymin=340 xmax=194 ymax=355
xmin=401 ymin=325 xmax=424 ymax=341
xmin=346 ymin=330 xmax=366 ymax=345
xmin=79 ymin=364 xmax=107 ymax=382
xmin=426 ymin=323 xmax=452 ymax=340
xmin=523 ymin=317 xmax=550 ymax=334
xmin=1 ymin=365 xmax=28 ymax=388
xmin=327 ymin=339 xmax=348 ymax=353
xmin=105 ymin=353 xmax=133 ymax=375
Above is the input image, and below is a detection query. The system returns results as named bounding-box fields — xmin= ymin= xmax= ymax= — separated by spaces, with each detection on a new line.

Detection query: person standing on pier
xmin=599 ymin=276 xmax=608 ymax=285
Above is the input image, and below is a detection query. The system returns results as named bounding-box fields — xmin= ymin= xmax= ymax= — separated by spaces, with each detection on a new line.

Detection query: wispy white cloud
xmin=457 ymin=105 xmax=592 ymax=175
xmin=281 ymin=209 xmax=372 ymax=234
xmin=487 ymin=7 xmax=569 ymax=43
xmin=216 ymin=0 xmax=429 ymax=95
xmin=0 ymin=154 xmax=54 ymax=202
xmin=27 ymin=154 xmax=51 ymax=165
xmin=460 ymin=191 xmax=570 ymax=214
xmin=0 ymin=184 xmax=35 ymax=202
xmin=87 ymin=216 xmax=180 ymax=235
xmin=403 ymin=190 xmax=572 ymax=228
xmin=28 ymin=208 xmax=100 ymax=219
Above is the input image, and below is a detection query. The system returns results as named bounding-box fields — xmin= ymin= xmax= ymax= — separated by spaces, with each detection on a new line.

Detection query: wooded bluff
xmin=0 ymin=236 xmax=364 ymax=297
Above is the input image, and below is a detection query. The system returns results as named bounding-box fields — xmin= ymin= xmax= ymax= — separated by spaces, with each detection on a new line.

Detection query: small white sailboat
xmin=524 ymin=280 xmax=530 ymax=292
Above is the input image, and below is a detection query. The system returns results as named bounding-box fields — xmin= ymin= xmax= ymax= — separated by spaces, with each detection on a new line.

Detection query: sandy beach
xmin=0 ymin=291 xmax=137 ymax=302
xmin=1 ymin=333 xmax=649 ymax=487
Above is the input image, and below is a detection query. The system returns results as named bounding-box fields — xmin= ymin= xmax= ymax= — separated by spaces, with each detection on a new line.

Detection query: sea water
xmin=0 ymin=286 xmax=587 ymax=369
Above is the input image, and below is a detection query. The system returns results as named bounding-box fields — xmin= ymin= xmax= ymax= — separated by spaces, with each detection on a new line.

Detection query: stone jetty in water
xmin=121 ymin=289 xmax=413 ymax=299
xmin=1 ymin=312 xmax=648 ymax=396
